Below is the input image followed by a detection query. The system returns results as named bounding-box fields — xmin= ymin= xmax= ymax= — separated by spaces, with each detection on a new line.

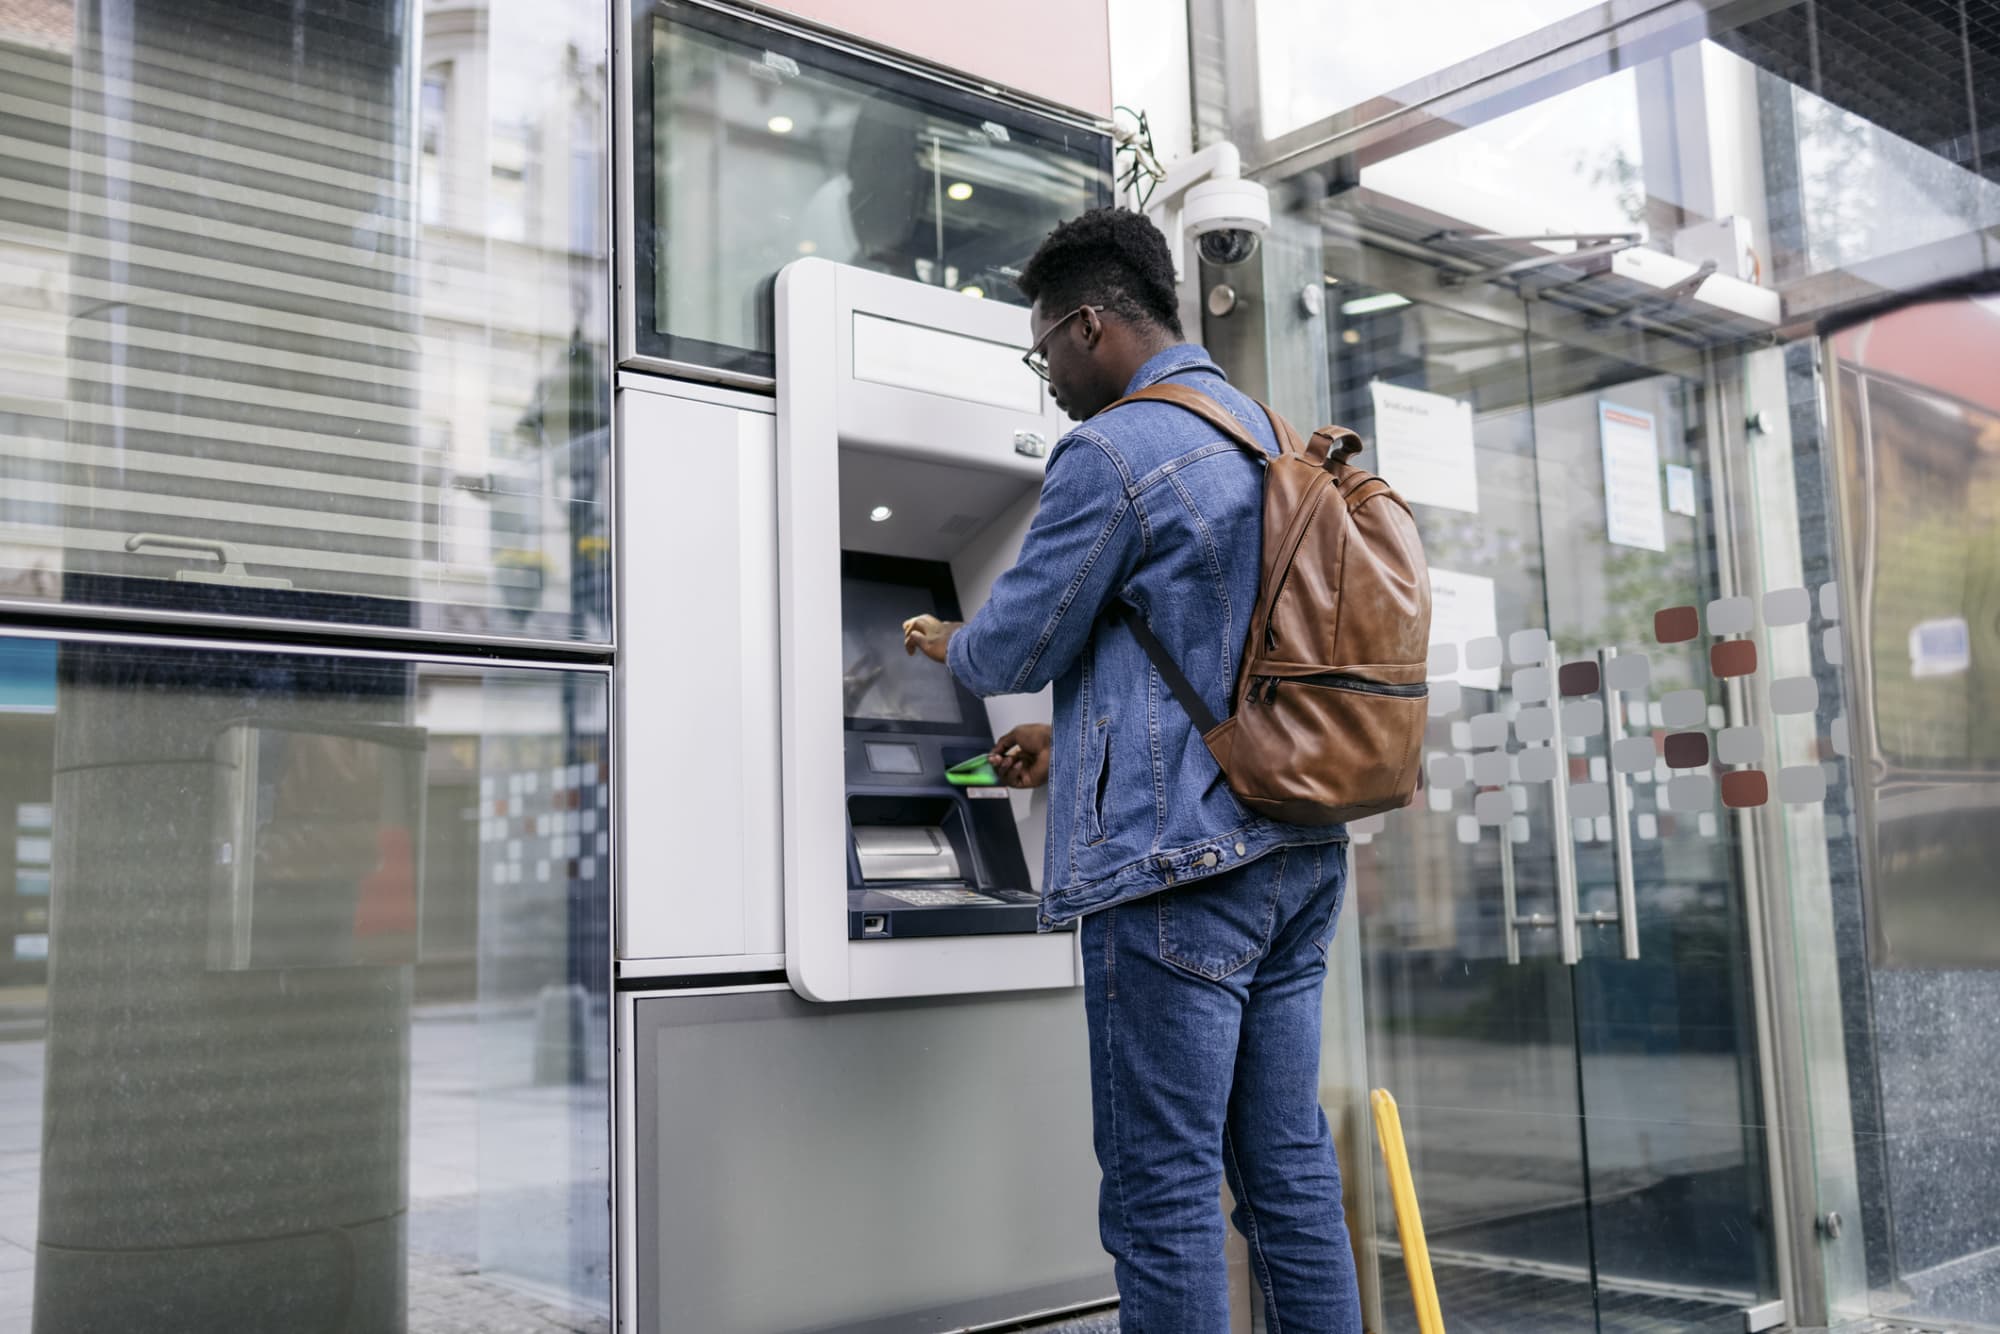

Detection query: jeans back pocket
xmin=1156 ymin=850 xmax=1288 ymax=981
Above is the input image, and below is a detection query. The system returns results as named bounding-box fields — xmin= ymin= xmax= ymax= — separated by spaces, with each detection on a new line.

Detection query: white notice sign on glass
xmin=1665 ymin=463 xmax=1697 ymax=516
xmin=1598 ymin=402 xmax=1666 ymax=551
xmin=1371 ymin=380 xmax=1478 ymax=514
xmin=1428 ymin=567 xmax=1501 ymax=691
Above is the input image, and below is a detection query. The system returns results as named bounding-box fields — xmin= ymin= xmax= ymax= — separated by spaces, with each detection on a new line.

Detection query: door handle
xmin=1546 ymin=647 xmax=1583 ymax=965
xmin=1598 ymin=647 xmax=1642 ymax=961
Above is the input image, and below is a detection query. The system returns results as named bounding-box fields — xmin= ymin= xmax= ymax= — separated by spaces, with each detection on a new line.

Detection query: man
xmin=901 ymin=209 xmax=1361 ymax=1333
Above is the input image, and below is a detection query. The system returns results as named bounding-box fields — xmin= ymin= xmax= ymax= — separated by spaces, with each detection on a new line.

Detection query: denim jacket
xmin=947 ymin=344 xmax=1347 ymax=926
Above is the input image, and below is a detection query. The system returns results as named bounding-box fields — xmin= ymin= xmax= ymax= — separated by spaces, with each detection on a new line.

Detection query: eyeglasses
xmin=1021 ymin=305 xmax=1093 ymax=383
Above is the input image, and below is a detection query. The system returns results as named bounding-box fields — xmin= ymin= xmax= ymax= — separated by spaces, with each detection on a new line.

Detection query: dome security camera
xmin=1184 ymin=174 xmax=1270 ymax=268
xmin=1141 ymin=141 xmax=1271 ymax=282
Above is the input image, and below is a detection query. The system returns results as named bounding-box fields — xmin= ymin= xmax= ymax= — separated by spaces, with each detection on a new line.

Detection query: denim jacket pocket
xmin=1082 ymin=717 xmax=1111 ymax=845
xmin=1156 ymin=850 xmax=1288 ymax=981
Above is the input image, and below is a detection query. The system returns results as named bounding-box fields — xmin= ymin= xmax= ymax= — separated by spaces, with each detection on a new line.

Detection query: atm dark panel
xmin=849 ymin=896 xmax=1049 ymax=940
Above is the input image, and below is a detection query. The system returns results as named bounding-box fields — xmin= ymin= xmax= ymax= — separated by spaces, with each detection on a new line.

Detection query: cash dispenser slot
xmin=850 ymin=798 xmax=966 ymax=883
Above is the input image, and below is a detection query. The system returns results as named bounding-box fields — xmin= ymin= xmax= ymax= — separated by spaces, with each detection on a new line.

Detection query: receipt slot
xmin=777 ymin=259 xmax=1077 ymax=1002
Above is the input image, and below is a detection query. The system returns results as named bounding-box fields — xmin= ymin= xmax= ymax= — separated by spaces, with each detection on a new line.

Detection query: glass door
xmin=1328 ymin=276 xmax=1779 ymax=1331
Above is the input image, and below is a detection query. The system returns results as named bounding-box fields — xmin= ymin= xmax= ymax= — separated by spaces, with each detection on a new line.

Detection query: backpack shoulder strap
xmin=1106 ymin=602 xmax=1219 ymax=735
xmin=1104 ymin=383 xmax=1275 ymax=463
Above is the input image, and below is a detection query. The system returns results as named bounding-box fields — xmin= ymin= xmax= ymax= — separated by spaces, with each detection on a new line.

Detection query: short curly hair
xmin=1015 ymin=208 xmax=1183 ymax=338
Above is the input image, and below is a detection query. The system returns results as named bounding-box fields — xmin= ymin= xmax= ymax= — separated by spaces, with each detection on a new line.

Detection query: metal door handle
xmin=1598 ymin=647 xmax=1642 ymax=961
xmin=1501 ymin=640 xmax=1581 ymax=965
xmin=1546 ymin=648 xmax=1583 ymax=964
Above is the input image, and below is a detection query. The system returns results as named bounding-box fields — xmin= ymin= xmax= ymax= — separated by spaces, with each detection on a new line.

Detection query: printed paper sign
xmin=1428 ymin=567 xmax=1501 ymax=691
xmin=1665 ymin=463 xmax=1697 ymax=516
xmin=1599 ymin=402 xmax=1666 ymax=551
xmin=1371 ymin=380 xmax=1479 ymax=514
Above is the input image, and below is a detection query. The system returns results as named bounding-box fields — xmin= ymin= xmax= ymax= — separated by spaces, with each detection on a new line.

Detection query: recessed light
xmin=1341 ymin=329 xmax=1361 ymax=344
xmin=796 ymin=239 xmax=817 ymax=255
xmin=960 ymin=285 xmax=984 ymax=299
xmin=767 ymin=115 xmax=794 ymax=135
xmin=1340 ymin=292 xmax=1411 ymax=316
xmin=869 ymin=505 xmax=893 ymax=523
xmin=946 ymin=181 xmax=974 ymax=202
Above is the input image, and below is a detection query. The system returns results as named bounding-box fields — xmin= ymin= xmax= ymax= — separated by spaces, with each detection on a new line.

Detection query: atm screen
xmin=840 ymin=576 xmax=966 ymax=726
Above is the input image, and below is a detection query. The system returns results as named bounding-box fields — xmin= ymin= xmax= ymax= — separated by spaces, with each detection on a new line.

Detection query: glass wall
xmin=0 ymin=0 xmax=611 ymax=642
xmin=1203 ymin=0 xmax=2000 ymax=1329
xmin=0 ymin=0 xmax=616 ymax=1329
xmin=0 ymin=634 xmax=609 ymax=1330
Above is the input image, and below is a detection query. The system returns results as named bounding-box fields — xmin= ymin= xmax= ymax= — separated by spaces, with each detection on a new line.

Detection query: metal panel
xmin=616 ymin=389 xmax=784 ymax=961
xmin=628 ymin=985 xmax=1113 ymax=1333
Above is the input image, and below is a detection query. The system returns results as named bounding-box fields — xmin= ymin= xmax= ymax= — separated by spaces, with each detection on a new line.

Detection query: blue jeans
xmin=1081 ymin=843 xmax=1361 ymax=1334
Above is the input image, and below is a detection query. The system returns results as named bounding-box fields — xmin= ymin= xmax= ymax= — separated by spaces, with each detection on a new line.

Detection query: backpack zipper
xmin=1258 ymin=672 xmax=1427 ymax=703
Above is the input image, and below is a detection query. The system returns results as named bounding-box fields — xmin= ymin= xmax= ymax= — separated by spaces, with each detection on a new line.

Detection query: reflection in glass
xmin=0 ymin=636 xmax=608 ymax=1331
xmin=641 ymin=1 xmax=1111 ymax=374
xmin=0 ymin=0 xmax=611 ymax=641
xmin=1252 ymin=0 xmax=1602 ymax=140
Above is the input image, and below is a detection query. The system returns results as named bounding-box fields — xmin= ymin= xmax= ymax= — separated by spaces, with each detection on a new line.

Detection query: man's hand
xmin=989 ymin=724 xmax=1053 ymax=790
xmin=902 ymin=614 xmax=960 ymax=664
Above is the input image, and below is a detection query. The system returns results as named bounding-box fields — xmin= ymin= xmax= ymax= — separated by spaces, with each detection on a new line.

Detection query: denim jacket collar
xmin=1124 ymin=343 xmax=1227 ymax=396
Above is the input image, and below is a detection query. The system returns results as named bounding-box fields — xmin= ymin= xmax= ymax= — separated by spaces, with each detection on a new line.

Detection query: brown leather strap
xmin=1104 ymin=384 xmax=1273 ymax=463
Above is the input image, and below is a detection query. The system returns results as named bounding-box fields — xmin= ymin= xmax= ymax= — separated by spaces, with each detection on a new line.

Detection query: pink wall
xmin=768 ymin=0 xmax=1112 ymax=119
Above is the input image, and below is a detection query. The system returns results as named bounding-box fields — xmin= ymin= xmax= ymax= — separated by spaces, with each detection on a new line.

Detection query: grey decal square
xmin=1470 ymin=712 xmax=1508 ymax=749
xmin=1606 ymin=653 xmax=1651 ymax=692
xmin=1475 ymin=791 xmax=1512 ymax=826
xmin=1764 ymin=587 xmax=1810 ymax=626
xmin=1771 ymin=676 xmax=1819 ymax=715
xmin=1780 ymin=764 xmax=1828 ymax=804
xmin=1662 ymin=689 xmax=1706 ymax=728
xmin=1515 ymin=706 xmax=1554 ymax=744
xmin=1512 ymin=666 xmax=1552 ymax=701
xmin=1707 ymin=596 xmax=1754 ymax=636
xmin=1668 ymin=773 xmax=1715 ymax=811
xmin=1517 ymin=747 xmax=1558 ymax=783
xmin=1819 ymin=581 xmax=1841 ymax=621
xmin=1427 ymin=680 xmax=1463 ymax=717
xmin=1562 ymin=699 xmax=1605 ymax=738
xmin=1466 ymin=636 xmax=1504 ymax=670
xmin=1428 ymin=643 xmax=1458 ymax=675
xmin=1473 ymin=752 xmax=1512 ymax=787
xmin=1717 ymin=725 xmax=1763 ymax=765
xmin=1568 ymin=782 xmax=1610 ymax=819
xmin=1427 ymin=753 xmax=1467 ymax=787
xmin=1612 ymin=736 xmax=1656 ymax=773
xmin=1509 ymin=628 xmax=1549 ymax=666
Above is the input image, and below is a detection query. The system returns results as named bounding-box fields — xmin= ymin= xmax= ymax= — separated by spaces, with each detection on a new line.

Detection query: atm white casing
xmin=776 ymin=259 xmax=1080 ymax=1002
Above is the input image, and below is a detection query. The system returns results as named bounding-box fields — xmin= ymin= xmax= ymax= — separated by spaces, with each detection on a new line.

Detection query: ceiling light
xmin=960 ymin=285 xmax=984 ymax=299
xmin=869 ymin=505 xmax=893 ymax=523
xmin=767 ymin=115 xmax=794 ymax=135
xmin=1340 ymin=292 xmax=1411 ymax=317
xmin=946 ymin=181 xmax=974 ymax=202
xmin=1341 ymin=329 xmax=1361 ymax=345
xmin=796 ymin=239 xmax=817 ymax=255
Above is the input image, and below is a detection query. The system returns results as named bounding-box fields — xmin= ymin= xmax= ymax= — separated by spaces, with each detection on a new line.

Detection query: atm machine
xmin=775 ymin=257 xmax=1078 ymax=1002
xmin=613 ymin=4 xmax=1120 ymax=1328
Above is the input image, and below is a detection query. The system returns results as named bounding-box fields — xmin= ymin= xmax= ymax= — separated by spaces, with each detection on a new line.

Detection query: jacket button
xmin=1200 ymin=852 xmax=1219 ymax=868
xmin=1235 ymin=842 xmax=1247 ymax=857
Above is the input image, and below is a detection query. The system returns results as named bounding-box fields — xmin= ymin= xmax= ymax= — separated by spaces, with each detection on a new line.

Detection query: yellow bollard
xmin=1371 ymin=1088 xmax=1446 ymax=1334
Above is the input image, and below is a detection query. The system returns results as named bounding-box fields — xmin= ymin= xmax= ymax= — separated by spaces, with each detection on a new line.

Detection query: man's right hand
xmin=990 ymin=724 xmax=1053 ymax=790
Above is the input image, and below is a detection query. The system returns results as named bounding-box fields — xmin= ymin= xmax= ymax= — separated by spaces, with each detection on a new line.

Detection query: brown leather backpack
xmin=1106 ymin=384 xmax=1432 ymax=827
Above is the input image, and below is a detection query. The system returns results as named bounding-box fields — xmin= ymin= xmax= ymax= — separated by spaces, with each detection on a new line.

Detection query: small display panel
xmin=863 ymin=741 xmax=924 ymax=775
xmin=840 ymin=576 xmax=965 ymax=726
